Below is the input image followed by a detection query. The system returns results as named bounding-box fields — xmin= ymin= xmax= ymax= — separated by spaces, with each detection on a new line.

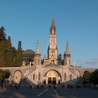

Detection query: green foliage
xmin=0 ymin=40 xmax=6 ymax=67
xmin=0 ymin=69 xmax=10 ymax=83
xmin=12 ymin=47 xmax=17 ymax=67
xmin=83 ymin=71 xmax=91 ymax=84
xmin=0 ymin=26 xmax=23 ymax=67
xmin=90 ymin=69 xmax=98 ymax=84
xmin=0 ymin=26 xmax=6 ymax=41
xmin=0 ymin=69 xmax=4 ymax=81
xmin=16 ymin=41 xmax=23 ymax=66
xmin=5 ymin=36 xmax=13 ymax=67
xmin=0 ymin=26 xmax=7 ymax=67
xmin=3 ymin=70 xmax=11 ymax=79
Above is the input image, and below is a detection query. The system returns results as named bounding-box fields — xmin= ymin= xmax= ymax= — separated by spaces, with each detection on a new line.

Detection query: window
xmin=38 ymin=73 xmax=41 ymax=80
xmin=64 ymin=73 xmax=66 ymax=81
xmin=33 ymin=74 xmax=35 ymax=80
xmin=70 ymin=74 xmax=72 ymax=81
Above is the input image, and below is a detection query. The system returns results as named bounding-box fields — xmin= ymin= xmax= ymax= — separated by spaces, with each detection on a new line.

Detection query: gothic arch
xmin=33 ymin=74 xmax=35 ymax=80
xmin=38 ymin=73 xmax=41 ymax=80
xmin=44 ymin=69 xmax=61 ymax=78
xmin=70 ymin=74 xmax=72 ymax=81
xmin=43 ymin=69 xmax=61 ymax=84
xmin=75 ymin=69 xmax=81 ymax=77
xmin=84 ymin=70 xmax=90 ymax=74
xmin=74 ymin=69 xmax=82 ymax=82
xmin=64 ymin=73 xmax=66 ymax=81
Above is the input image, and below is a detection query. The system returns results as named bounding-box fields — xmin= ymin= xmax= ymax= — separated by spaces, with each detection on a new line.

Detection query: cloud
xmin=85 ymin=59 xmax=98 ymax=65
xmin=77 ymin=58 xmax=98 ymax=68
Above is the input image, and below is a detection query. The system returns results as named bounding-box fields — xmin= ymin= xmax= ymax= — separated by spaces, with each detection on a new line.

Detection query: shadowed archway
xmin=43 ymin=69 xmax=61 ymax=85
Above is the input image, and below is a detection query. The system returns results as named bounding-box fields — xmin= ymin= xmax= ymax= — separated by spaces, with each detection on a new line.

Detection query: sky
xmin=0 ymin=0 xmax=98 ymax=68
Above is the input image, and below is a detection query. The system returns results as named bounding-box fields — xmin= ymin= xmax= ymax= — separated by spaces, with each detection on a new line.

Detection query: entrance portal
xmin=48 ymin=77 xmax=56 ymax=84
xmin=48 ymin=77 xmax=52 ymax=84
xmin=53 ymin=77 xmax=56 ymax=84
xmin=44 ymin=70 xmax=61 ymax=84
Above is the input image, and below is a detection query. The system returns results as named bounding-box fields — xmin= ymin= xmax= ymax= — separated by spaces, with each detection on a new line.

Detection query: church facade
xmin=0 ymin=17 xmax=96 ymax=85
xmin=33 ymin=17 xmax=73 ymax=85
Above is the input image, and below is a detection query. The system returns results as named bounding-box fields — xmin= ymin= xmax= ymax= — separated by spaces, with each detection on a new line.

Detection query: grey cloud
xmin=77 ymin=58 xmax=98 ymax=67
xmin=84 ymin=58 xmax=98 ymax=65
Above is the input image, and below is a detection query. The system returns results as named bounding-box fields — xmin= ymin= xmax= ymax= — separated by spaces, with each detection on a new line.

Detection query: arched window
xmin=16 ymin=76 xmax=17 ymax=79
xmin=33 ymin=74 xmax=35 ymax=80
xmin=38 ymin=73 xmax=41 ymax=80
xmin=70 ymin=74 xmax=72 ymax=81
xmin=64 ymin=73 xmax=66 ymax=81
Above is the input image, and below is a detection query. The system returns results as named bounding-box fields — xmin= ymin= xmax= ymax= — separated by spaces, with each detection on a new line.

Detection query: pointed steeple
xmin=35 ymin=40 xmax=40 ymax=54
xmin=65 ymin=41 xmax=70 ymax=54
xmin=34 ymin=41 xmax=41 ymax=66
xmin=50 ymin=16 xmax=56 ymax=34
xmin=51 ymin=16 xmax=55 ymax=27
xmin=64 ymin=41 xmax=71 ymax=66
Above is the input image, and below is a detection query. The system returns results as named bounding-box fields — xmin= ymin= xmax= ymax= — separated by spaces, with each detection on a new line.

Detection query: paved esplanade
xmin=0 ymin=86 xmax=98 ymax=98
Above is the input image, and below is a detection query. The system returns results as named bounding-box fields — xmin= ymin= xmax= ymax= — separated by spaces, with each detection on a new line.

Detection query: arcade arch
xmin=13 ymin=70 xmax=23 ymax=84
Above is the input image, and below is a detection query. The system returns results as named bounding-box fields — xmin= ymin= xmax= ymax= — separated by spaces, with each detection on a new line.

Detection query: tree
xmin=0 ymin=69 xmax=10 ymax=89
xmin=0 ymin=69 xmax=4 ymax=82
xmin=0 ymin=69 xmax=10 ymax=81
xmin=90 ymin=69 xmax=98 ymax=84
xmin=5 ymin=36 xmax=13 ymax=67
xmin=3 ymin=70 xmax=11 ymax=79
xmin=16 ymin=41 xmax=23 ymax=66
xmin=0 ymin=26 xmax=6 ymax=41
xmin=83 ymin=70 xmax=91 ymax=84
xmin=12 ymin=47 xmax=17 ymax=67
xmin=0 ymin=26 xmax=23 ymax=67
xmin=0 ymin=26 xmax=6 ymax=67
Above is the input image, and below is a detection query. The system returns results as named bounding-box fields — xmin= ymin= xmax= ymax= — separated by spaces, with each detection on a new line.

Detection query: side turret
xmin=64 ymin=41 xmax=71 ymax=66
xmin=34 ymin=41 xmax=41 ymax=66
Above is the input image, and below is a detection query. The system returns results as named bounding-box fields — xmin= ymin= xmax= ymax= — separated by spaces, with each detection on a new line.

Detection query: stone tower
xmin=48 ymin=17 xmax=58 ymax=64
xmin=64 ymin=41 xmax=71 ymax=66
xmin=34 ymin=41 xmax=41 ymax=66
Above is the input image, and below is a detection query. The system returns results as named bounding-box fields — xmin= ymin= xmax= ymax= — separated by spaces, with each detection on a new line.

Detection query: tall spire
xmin=35 ymin=40 xmax=40 ymax=54
xmin=50 ymin=16 xmax=56 ymax=34
xmin=48 ymin=16 xmax=58 ymax=64
xmin=65 ymin=41 xmax=70 ymax=54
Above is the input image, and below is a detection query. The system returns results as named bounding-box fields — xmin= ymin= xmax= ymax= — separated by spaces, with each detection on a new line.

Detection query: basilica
xmin=0 ymin=17 xmax=96 ymax=85
xmin=21 ymin=17 xmax=95 ymax=85
xmin=33 ymin=17 xmax=72 ymax=84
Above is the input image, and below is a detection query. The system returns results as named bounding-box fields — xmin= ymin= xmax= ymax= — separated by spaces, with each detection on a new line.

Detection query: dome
xmin=23 ymin=49 xmax=35 ymax=62
xmin=23 ymin=49 xmax=35 ymax=55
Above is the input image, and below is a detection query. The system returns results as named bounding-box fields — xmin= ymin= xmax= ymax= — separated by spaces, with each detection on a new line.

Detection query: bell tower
xmin=48 ymin=17 xmax=58 ymax=64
